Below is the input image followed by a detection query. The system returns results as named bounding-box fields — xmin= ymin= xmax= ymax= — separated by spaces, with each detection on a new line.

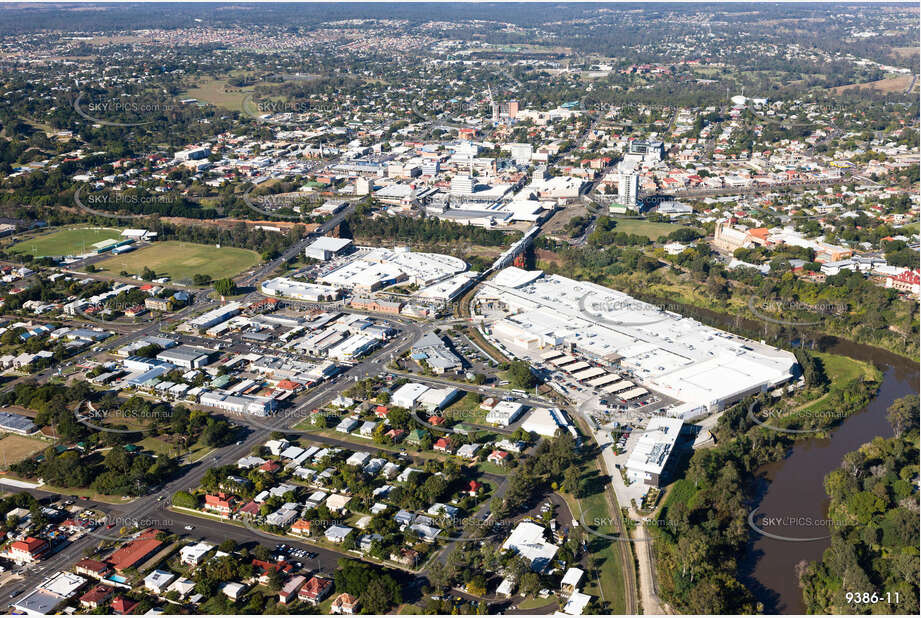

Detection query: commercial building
xmin=183 ymin=302 xmax=242 ymax=332
xmin=411 ymin=331 xmax=462 ymax=374
xmin=156 ymin=345 xmax=212 ymax=369
xmin=501 ymin=521 xmax=558 ymax=572
xmin=625 ymin=417 xmax=684 ymax=486
xmin=318 ymin=247 xmax=467 ymax=292
xmin=479 ymin=268 xmax=796 ymax=416
xmin=7 ymin=536 xmax=49 ymax=564
xmin=199 ymin=391 xmax=276 ymax=416
xmin=107 ymin=530 xmax=163 ymax=572
xmin=305 ymin=237 xmax=353 ymax=261
xmin=261 ymin=277 xmax=343 ymax=302
xmin=627 ymin=140 xmax=664 ymax=162
xmin=14 ymin=572 xmax=88 ymax=615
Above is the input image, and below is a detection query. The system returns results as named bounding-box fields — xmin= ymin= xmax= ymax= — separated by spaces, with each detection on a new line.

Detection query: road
xmin=1 ymin=283 xmax=423 ymax=606
xmin=237 ymin=201 xmax=357 ymax=289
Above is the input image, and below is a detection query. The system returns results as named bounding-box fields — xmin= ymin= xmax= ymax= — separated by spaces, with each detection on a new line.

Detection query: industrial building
xmin=624 ymin=417 xmax=684 ymax=486
xmin=478 ymin=268 xmax=796 ymax=417
xmin=410 ymin=332 xmax=463 ymax=374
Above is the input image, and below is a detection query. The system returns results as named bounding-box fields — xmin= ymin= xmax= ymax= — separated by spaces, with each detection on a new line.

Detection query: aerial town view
xmin=0 ymin=1 xmax=917 ymax=616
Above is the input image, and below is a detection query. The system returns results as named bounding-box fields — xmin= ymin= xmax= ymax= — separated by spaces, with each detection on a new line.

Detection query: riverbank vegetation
xmin=535 ymin=242 xmax=919 ymax=362
xmin=648 ymin=350 xmax=883 ymax=613
xmin=799 ymin=395 xmax=919 ymax=615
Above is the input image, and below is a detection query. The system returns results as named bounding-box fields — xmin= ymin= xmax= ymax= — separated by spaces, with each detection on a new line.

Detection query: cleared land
xmin=611 ymin=217 xmax=689 ymax=240
xmin=0 ymin=434 xmax=48 ymax=468
xmin=9 ymin=226 xmax=123 ymax=257
xmin=181 ymin=77 xmax=254 ymax=112
xmin=97 ymin=240 xmax=261 ymax=283
xmin=889 ymin=47 xmax=919 ymax=60
xmin=830 ymin=74 xmax=914 ymax=94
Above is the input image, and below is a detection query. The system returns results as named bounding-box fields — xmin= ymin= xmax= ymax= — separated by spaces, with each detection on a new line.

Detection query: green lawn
xmin=398 ymin=604 xmax=424 ymax=614
xmin=562 ymin=478 xmax=628 ymax=614
xmin=611 ymin=217 xmax=692 ymax=240
xmin=9 ymin=226 xmax=124 ymax=257
xmin=96 ymin=240 xmax=261 ymax=283
xmin=518 ymin=597 xmax=558 ymax=610
xmin=136 ymin=435 xmax=213 ymax=461
xmin=814 ymin=351 xmax=877 ymax=384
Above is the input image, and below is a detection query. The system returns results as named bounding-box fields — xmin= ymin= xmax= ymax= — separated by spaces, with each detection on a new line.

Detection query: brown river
xmin=740 ymin=340 xmax=919 ymax=614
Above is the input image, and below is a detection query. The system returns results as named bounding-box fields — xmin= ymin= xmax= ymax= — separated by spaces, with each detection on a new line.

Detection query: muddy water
xmin=740 ymin=341 xmax=918 ymax=614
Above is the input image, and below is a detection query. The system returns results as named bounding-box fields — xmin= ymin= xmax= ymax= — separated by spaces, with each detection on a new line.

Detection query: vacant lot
xmin=9 ymin=226 xmax=123 ymax=257
xmin=97 ymin=241 xmax=261 ymax=283
xmin=612 ymin=217 xmax=689 ymax=240
xmin=181 ymin=77 xmax=253 ymax=112
xmin=542 ymin=202 xmax=591 ymax=238
xmin=889 ymin=46 xmax=919 ymax=60
xmin=831 ymin=74 xmax=914 ymax=94
xmin=0 ymin=434 xmax=47 ymax=468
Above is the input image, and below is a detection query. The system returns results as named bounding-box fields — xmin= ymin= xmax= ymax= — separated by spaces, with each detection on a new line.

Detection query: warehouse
xmin=485 ymin=401 xmax=525 ymax=426
xmin=478 ymin=268 xmax=796 ymax=414
xmin=391 ymin=382 xmax=430 ymax=409
xmin=156 ymin=345 xmax=212 ymax=369
xmin=304 ymin=237 xmax=353 ymax=261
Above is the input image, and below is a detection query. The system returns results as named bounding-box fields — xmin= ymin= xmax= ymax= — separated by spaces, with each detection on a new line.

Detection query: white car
xmin=184 ymin=525 xmax=194 ymax=531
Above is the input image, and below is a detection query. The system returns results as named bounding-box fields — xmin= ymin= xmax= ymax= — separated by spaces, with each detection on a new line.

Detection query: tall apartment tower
xmin=618 ymin=172 xmax=639 ymax=206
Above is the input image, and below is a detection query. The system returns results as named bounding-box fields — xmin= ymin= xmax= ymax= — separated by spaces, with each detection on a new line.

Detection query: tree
xmin=506 ymin=360 xmax=537 ymax=390
xmin=363 ymin=575 xmax=402 ymax=614
xmin=564 ymin=467 xmax=582 ymax=497
xmin=213 ymin=278 xmax=236 ymax=297
xmin=171 ymin=490 xmax=199 ymax=509
xmin=886 ymin=395 xmax=919 ymax=436
xmin=141 ymin=266 xmax=156 ymax=280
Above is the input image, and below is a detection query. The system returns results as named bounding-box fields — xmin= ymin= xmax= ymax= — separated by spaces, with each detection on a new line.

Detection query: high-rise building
xmin=617 ymin=172 xmax=638 ymax=207
xmin=421 ymin=160 xmax=439 ymax=177
xmin=492 ymin=100 xmax=519 ymax=122
xmin=627 ymin=141 xmax=664 ymax=162
xmin=450 ymin=175 xmax=474 ymax=195
xmin=508 ymin=143 xmax=533 ymax=165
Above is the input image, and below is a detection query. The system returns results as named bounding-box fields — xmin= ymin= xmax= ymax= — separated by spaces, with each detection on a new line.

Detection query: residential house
xmin=80 ymin=585 xmax=113 ymax=609
xmin=331 ymin=593 xmax=360 ymax=614
xmin=299 ymin=576 xmax=333 ymax=605
xmin=144 ymin=569 xmax=176 ymax=595
xmin=279 ymin=575 xmax=307 ymax=605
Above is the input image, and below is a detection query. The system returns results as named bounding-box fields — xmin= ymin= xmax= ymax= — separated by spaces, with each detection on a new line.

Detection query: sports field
xmin=97 ymin=240 xmax=261 ymax=283
xmin=9 ymin=226 xmax=124 ymax=257
xmin=0 ymin=434 xmax=47 ymax=468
